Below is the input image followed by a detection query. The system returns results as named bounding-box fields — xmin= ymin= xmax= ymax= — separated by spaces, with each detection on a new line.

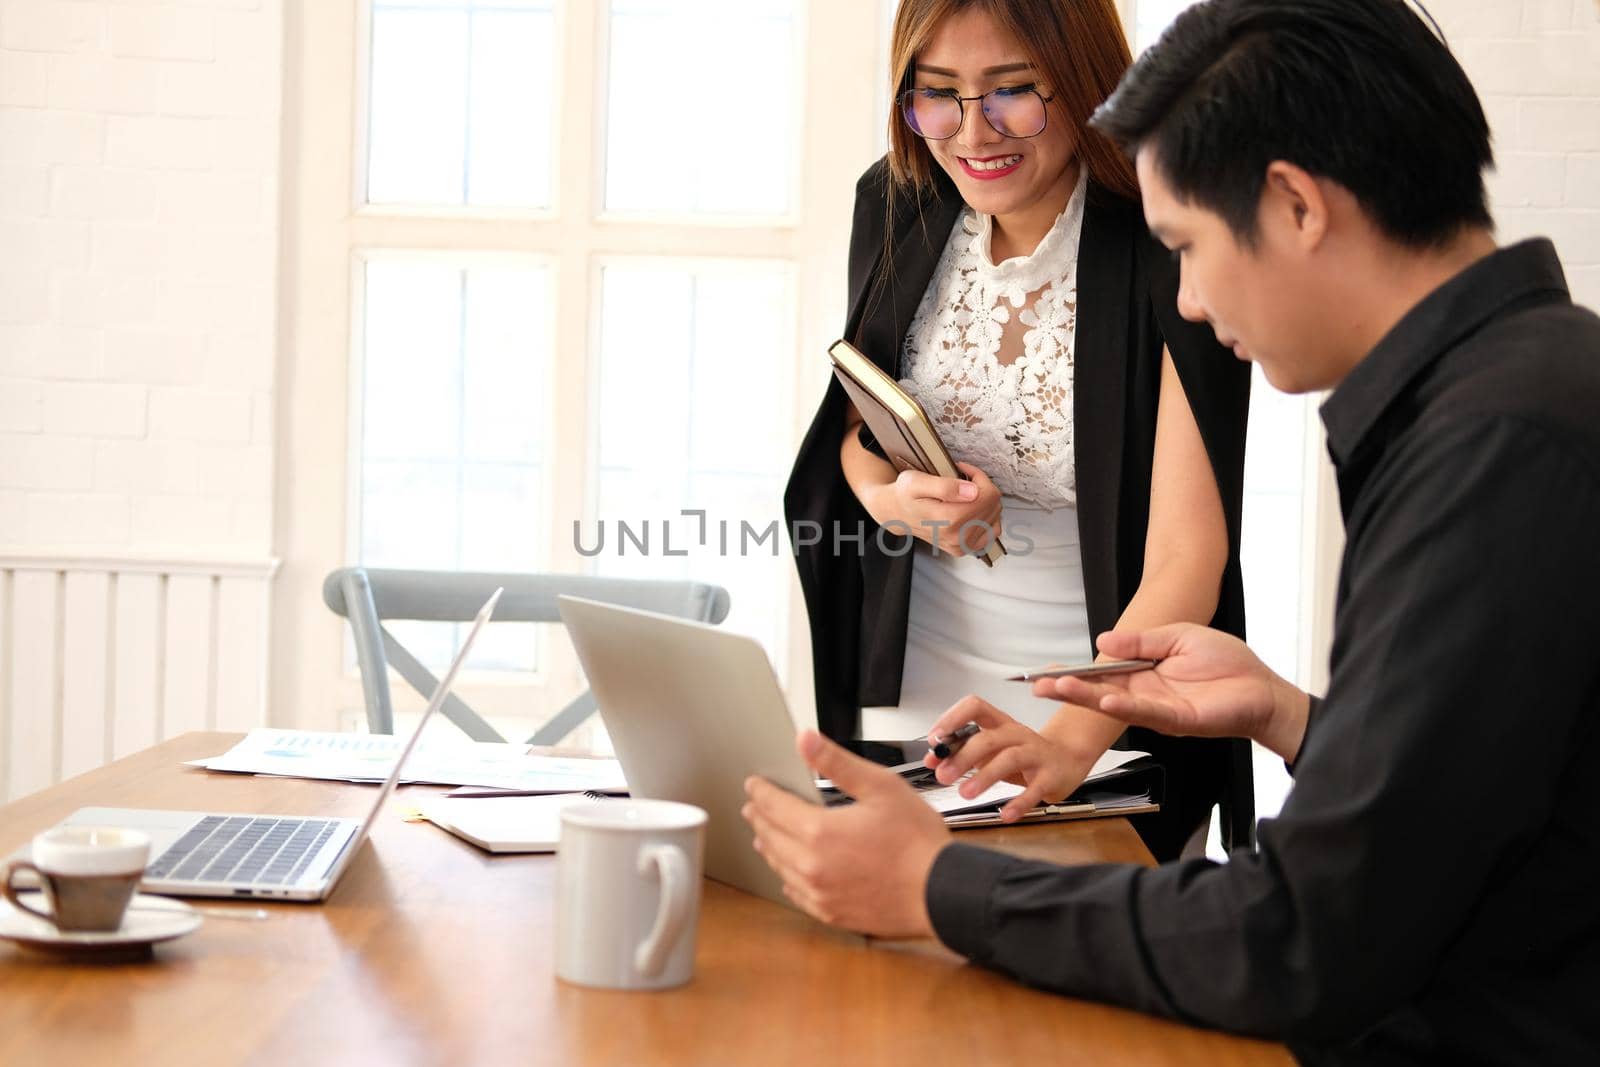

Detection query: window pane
xmin=358 ymin=257 xmax=551 ymax=670
xmin=605 ymin=0 xmax=798 ymax=215
xmin=1240 ymin=371 xmax=1312 ymax=684
xmin=361 ymin=459 xmax=460 ymax=568
xmin=1240 ymin=366 xmax=1307 ymax=830
xmin=368 ymin=1 xmax=555 ymax=208
xmin=466 ymin=11 xmax=556 ymax=207
xmin=592 ymin=260 xmax=794 ymax=662
xmin=463 ymin=268 xmax=548 ymax=462
xmin=1134 ymin=0 xmax=1199 ymax=53
xmin=689 ymin=272 xmax=789 ymax=475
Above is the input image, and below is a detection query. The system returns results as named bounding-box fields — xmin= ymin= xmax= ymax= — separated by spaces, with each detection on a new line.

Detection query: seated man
xmin=742 ymin=0 xmax=1600 ymax=1062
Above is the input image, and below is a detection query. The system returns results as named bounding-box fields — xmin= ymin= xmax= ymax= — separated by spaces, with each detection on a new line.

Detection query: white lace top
xmin=898 ymin=168 xmax=1088 ymax=509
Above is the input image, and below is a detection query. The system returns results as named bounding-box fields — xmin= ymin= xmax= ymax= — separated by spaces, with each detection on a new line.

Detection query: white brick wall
xmin=0 ymin=0 xmax=279 ymax=556
xmin=1447 ymin=0 xmax=1600 ymax=310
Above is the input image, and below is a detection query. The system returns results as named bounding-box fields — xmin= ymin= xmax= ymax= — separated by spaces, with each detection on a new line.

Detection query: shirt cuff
xmin=924 ymin=842 xmax=1025 ymax=963
xmin=1286 ymin=694 xmax=1323 ymax=777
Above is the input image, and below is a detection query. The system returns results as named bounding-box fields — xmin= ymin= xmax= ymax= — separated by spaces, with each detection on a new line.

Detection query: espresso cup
xmin=555 ymin=799 xmax=706 ymax=990
xmin=2 ymin=826 xmax=151 ymax=933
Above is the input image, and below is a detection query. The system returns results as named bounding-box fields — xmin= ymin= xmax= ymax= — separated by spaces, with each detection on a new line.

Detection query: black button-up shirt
xmin=925 ymin=239 xmax=1600 ymax=1064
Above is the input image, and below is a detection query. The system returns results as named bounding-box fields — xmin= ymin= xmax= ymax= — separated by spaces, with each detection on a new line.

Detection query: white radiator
xmin=0 ymin=552 xmax=278 ymax=803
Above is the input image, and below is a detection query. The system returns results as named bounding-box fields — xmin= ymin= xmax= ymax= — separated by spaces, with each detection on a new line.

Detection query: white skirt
xmin=860 ymin=497 xmax=1094 ymax=738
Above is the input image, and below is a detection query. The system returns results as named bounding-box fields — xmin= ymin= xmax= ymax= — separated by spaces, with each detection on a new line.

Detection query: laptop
xmin=557 ymin=597 xmax=1165 ymax=908
xmin=557 ymin=595 xmax=831 ymax=907
xmin=35 ymin=589 xmax=503 ymax=902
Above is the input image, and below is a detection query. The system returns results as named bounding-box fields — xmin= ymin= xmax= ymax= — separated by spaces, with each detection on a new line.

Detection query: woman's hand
xmin=922 ymin=696 xmax=1098 ymax=822
xmin=861 ymin=462 xmax=1004 ymax=557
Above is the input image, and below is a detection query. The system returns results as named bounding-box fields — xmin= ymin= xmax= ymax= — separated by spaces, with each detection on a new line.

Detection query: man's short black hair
xmin=1091 ymin=0 xmax=1493 ymax=249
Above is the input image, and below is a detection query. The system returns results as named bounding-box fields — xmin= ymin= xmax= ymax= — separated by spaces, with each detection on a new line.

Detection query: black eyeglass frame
xmin=896 ymin=85 xmax=1057 ymax=141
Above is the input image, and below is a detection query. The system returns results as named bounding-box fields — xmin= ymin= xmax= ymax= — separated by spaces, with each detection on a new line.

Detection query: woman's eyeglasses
xmin=898 ymin=85 xmax=1054 ymax=141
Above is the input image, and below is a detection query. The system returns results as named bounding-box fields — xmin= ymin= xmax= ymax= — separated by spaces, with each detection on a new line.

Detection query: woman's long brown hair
xmin=886 ymin=0 xmax=1139 ymax=200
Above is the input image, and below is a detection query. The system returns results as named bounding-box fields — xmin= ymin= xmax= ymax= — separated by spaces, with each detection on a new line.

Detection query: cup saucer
xmin=0 ymin=892 xmax=202 ymax=962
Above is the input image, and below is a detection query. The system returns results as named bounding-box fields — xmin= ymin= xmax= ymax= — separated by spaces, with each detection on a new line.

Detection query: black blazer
xmin=785 ymin=160 xmax=1256 ymax=855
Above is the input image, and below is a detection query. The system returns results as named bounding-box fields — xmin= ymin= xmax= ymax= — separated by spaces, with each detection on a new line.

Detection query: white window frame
xmin=275 ymin=0 xmax=894 ymax=736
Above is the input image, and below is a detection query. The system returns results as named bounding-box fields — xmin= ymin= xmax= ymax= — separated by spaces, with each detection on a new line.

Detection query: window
xmin=280 ymin=1 xmax=885 ymax=740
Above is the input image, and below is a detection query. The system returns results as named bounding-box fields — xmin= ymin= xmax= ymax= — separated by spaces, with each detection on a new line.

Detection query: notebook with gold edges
xmin=827 ymin=338 xmax=1005 ymax=566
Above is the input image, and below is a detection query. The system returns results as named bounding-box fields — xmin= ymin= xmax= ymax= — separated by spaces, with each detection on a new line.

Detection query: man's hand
xmin=924 ymin=697 xmax=1100 ymax=822
xmin=1036 ymin=624 xmax=1311 ymax=764
xmin=742 ymin=731 xmax=950 ymax=938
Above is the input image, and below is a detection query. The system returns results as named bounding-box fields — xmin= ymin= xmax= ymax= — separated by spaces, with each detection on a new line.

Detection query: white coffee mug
xmin=555 ymin=799 xmax=706 ymax=990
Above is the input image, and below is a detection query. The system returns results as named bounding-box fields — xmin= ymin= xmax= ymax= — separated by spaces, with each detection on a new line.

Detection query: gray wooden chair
xmin=322 ymin=567 xmax=730 ymax=745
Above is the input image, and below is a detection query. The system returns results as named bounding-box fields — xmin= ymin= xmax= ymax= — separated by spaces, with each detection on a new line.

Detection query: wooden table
xmin=0 ymin=733 xmax=1290 ymax=1066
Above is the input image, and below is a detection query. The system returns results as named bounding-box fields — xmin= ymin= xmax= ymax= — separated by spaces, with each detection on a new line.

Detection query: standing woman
xmin=785 ymin=0 xmax=1253 ymax=860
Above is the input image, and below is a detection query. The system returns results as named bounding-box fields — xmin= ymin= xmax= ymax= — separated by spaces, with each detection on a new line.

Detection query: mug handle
xmin=2 ymin=861 xmax=58 ymax=927
xmin=633 ymin=844 xmax=694 ymax=979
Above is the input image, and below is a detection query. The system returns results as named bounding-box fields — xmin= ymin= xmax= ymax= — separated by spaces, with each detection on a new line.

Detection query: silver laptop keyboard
xmin=146 ymin=816 xmax=339 ymax=886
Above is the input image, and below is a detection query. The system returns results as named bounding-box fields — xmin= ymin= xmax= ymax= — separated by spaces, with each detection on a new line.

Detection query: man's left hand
xmin=742 ymin=730 xmax=951 ymax=938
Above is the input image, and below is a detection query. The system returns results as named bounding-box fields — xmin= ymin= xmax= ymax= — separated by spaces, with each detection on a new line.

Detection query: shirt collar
xmin=1319 ymin=238 xmax=1569 ymax=467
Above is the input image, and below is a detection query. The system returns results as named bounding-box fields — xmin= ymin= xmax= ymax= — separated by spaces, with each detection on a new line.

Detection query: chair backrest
xmin=323 ymin=568 xmax=731 ymax=745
